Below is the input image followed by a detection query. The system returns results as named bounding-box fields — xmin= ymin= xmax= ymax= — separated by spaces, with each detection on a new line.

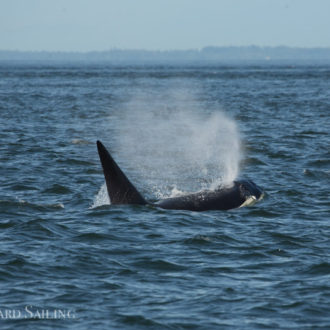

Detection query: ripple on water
xmin=132 ymin=258 xmax=188 ymax=272
xmin=0 ymin=64 xmax=329 ymax=329
xmin=304 ymin=262 xmax=330 ymax=276
xmin=0 ymin=199 xmax=64 ymax=213
xmin=42 ymin=184 xmax=72 ymax=194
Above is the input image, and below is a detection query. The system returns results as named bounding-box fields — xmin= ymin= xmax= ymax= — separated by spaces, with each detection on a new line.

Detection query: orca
xmin=96 ymin=140 xmax=263 ymax=211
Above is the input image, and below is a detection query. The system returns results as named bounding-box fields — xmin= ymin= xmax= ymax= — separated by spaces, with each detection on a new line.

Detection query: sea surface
xmin=0 ymin=62 xmax=329 ymax=329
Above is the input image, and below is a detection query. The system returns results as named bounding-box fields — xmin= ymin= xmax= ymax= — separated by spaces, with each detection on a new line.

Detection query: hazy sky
xmin=1 ymin=0 xmax=330 ymax=51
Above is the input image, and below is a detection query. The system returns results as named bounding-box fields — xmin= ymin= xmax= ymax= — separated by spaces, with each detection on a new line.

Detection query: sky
xmin=1 ymin=0 xmax=330 ymax=52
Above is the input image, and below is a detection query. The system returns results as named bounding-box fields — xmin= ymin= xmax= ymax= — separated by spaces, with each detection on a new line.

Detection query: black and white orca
xmin=97 ymin=140 xmax=263 ymax=211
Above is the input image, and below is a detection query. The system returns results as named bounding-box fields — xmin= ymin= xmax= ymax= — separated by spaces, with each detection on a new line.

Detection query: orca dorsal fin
xmin=97 ymin=141 xmax=147 ymax=205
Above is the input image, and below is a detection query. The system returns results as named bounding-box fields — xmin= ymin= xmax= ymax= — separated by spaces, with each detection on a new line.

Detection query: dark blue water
xmin=0 ymin=63 xmax=329 ymax=329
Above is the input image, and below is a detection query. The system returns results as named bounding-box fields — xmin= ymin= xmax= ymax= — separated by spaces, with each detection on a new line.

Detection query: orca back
xmin=96 ymin=140 xmax=263 ymax=211
xmin=156 ymin=183 xmax=246 ymax=211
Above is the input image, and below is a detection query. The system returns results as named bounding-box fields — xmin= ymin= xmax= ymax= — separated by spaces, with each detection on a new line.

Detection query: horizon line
xmin=2 ymin=45 xmax=330 ymax=53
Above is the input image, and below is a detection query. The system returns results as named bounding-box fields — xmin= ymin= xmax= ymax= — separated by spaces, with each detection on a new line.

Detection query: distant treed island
xmin=1 ymin=46 xmax=330 ymax=63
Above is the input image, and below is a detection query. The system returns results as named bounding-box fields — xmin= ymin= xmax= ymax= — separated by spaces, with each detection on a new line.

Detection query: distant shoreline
xmin=1 ymin=46 xmax=330 ymax=63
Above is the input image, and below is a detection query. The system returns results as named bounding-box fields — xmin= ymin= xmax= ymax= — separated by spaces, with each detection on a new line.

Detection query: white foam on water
xmin=90 ymin=183 xmax=110 ymax=208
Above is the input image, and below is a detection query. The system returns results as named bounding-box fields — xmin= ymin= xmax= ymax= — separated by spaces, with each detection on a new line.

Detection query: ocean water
xmin=0 ymin=62 xmax=329 ymax=329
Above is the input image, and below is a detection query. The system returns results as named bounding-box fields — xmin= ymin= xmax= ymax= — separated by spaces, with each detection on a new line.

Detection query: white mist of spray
xmin=114 ymin=88 xmax=242 ymax=199
xmin=91 ymin=86 xmax=242 ymax=207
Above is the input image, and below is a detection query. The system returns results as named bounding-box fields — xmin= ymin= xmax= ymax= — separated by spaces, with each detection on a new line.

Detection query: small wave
xmin=1 ymin=198 xmax=64 ymax=211
xmin=11 ymin=184 xmax=39 ymax=191
xmin=132 ymin=258 xmax=187 ymax=271
xmin=74 ymin=232 xmax=118 ymax=243
xmin=0 ymin=219 xmax=16 ymax=229
xmin=267 ymin=232 xmax=306 ymax=248
xmin=51 ymin=202 xmax=64 ymax=209
xmin=58 ymin=158 xmax=94 ymax=166
xmin=18 ymin=218 xmax=63 ymax=239
xmin=304 ymin=262 xmax=330 ymax=275
xmin=306 ymin=159 xmax=330 ymax=167
xmin=118 ymin=313 xmax=161 ymax=327
xmin=298 ymin=130 xmax=328 ymax=136
xmin=71 ymin=138 xmax=91 ymax=145
xmin=18 ymin=199 xmax=65 ymax=210
xmin=303 ymin=168 xmax=329 ymax=179
xmin=5 ymin=255 xmax=27 ymax=267
xmin=43 ymin=184 xmax=72 ymax=194
xmin=242 ymin=157 xmax=268 ymax=166
xmin=246 ymin=209 xmax=281 ymax=218
xmin=184 ymin=235 xmax=212 ymax=244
